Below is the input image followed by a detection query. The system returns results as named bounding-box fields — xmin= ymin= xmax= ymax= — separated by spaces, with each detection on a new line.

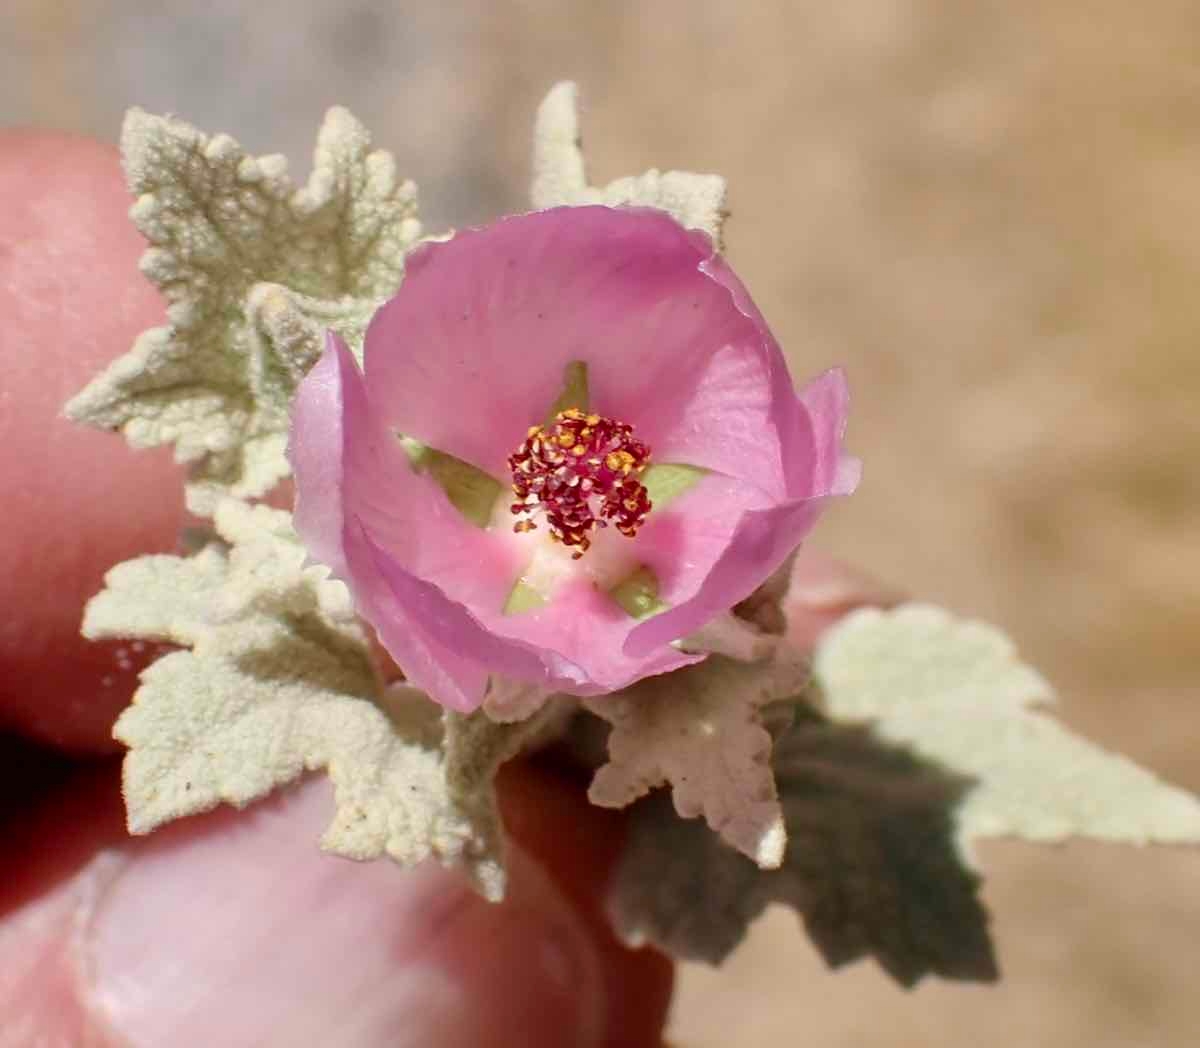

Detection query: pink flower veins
xmin=288 ymin=206 xmax=858 ymax=711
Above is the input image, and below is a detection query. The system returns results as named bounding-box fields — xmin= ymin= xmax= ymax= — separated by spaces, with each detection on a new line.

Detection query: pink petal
xmin=290 ymin=334 xmax=551 ymax=708
xmin=479 ymin=579 xmax=702 ymax=696
xmin=621 ymin=368 xmax=860 ymax=657
xmin=288 ymin=332 xmax=354 ymax=579
xmin=345 ymin=521 xmax=548 ymax=712
xmin=696 ymin=255 xmax=862 ymax=501
xmin=790 ymin=367 xmax=861 ymax=499
xmin=631 ymin=472 xmax=775 ymax=607
xmin=290 ymin=332 xmax=520 ymax=612
xmin=364 ymin=207 xmax=795 ymax=498
xmin=289 ymin=213 xmax=860 ymax=709
xmin=625 ymin=496 xmax=831 ymax=658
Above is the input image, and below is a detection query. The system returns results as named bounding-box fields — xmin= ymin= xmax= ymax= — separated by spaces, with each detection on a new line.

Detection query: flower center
xmin=507 ymin=408 xmax=652 ymax=558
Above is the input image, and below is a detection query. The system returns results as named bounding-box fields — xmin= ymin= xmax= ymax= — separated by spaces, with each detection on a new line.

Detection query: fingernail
xmin=86 ymin=779 xmax=606 ymax=1048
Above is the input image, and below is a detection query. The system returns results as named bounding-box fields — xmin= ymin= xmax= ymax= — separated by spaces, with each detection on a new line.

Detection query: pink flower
xmin=288 ymin=206 xmax=858 ymax=711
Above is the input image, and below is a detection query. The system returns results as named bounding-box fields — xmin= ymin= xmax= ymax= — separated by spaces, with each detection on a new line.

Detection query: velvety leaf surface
xmin=86 ymin=500 xmax=551 ymax=899
xmin=611 ymin=717 xmax=998 ymax=987
xmin=814 ymin=604 xmax=1200 ymax=847
xmin=585 ymin=651 xmax=810 ymax=868
xmin=531 ymin=81 xmax=727 ymax=246
xmin=66 ymin=107 xmax=420 ymax=514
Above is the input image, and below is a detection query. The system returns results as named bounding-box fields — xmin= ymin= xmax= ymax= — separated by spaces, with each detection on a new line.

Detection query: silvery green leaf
xmin=532 ymin=82 xmax=727 ymax=246
xmin=813 ymin=604 xmax=1200 ymax=847
xmin=85 ymin=500 xmax=551 ymax=900
xmin=585 ymin=652 xmax=810 ymax=869
xmin=611 ymin=717 xmax=997 ymax=987
xmin=66 ymin=107 xmax=421 ymax=514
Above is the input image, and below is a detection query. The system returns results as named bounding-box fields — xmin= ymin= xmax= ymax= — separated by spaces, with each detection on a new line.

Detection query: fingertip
xmin=81 ymin=779 xmax=610 ymax=1048
xmin=498 ymin=759 xmax=676 ymax=1048
xmin=6 ymin=748 xmax=671 ymax=1047
xmin=593 ymin=937 xmax=675 ymax=1048
xmin=0 ymin=130 xmax=185 ymax=752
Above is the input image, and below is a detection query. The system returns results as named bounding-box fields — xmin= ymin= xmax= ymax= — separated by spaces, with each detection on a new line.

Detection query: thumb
xmin=6 ymin=765 xmax=671 ymax=1048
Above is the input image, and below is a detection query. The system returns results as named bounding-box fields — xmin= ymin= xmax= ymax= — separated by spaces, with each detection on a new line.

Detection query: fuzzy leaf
xmin=610 ymin=718 xmax=998 ymax=986
xmin=532 ymin=82 xmax=727 ymax=247
xmin=86 ymin=501 xmax=546 ymax=899
xmin=66 ymin=107 xmax=421 ymax=514
xmin=584 ymin=652 xmax=809 ymax=868
xmin=813 ymin=604 xmax=1200 ymax=846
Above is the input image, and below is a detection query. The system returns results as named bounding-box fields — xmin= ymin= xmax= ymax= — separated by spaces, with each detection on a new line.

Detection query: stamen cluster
xmin=508 ymin=408 xmax=652 ymax=557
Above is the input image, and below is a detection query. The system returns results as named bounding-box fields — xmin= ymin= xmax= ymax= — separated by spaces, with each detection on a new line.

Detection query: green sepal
xmin=642 ymin=463 xmax=705 ymax=509
xmin=400 ymin=438 xmax=503 ymax=529
xmin=543 ymin=360 xmax=590 ymax=423
xmin=503 ymin=580 xmax=548 ymax=615
xmin=609 ymin=565 xmax=669 ymax=620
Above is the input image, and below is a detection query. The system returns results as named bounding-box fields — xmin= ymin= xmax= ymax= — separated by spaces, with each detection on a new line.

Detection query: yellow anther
xmin=606 ymin=450 xmax=636 ymax=473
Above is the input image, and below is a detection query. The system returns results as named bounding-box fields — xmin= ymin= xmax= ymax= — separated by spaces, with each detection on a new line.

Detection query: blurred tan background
xmin=4 ymin=1 xmax=1198 ymax=1044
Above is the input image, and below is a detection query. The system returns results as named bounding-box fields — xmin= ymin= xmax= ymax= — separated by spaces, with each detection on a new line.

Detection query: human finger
xmin=0 ymin=130 xmax=186 ymax=753
xmin=1 ymin=758 xmax=671 ymax=1048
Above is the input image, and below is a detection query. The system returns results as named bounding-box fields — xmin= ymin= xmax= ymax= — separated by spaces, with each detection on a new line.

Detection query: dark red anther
xmin=507 ymin=408 xmax=652 ymax=557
